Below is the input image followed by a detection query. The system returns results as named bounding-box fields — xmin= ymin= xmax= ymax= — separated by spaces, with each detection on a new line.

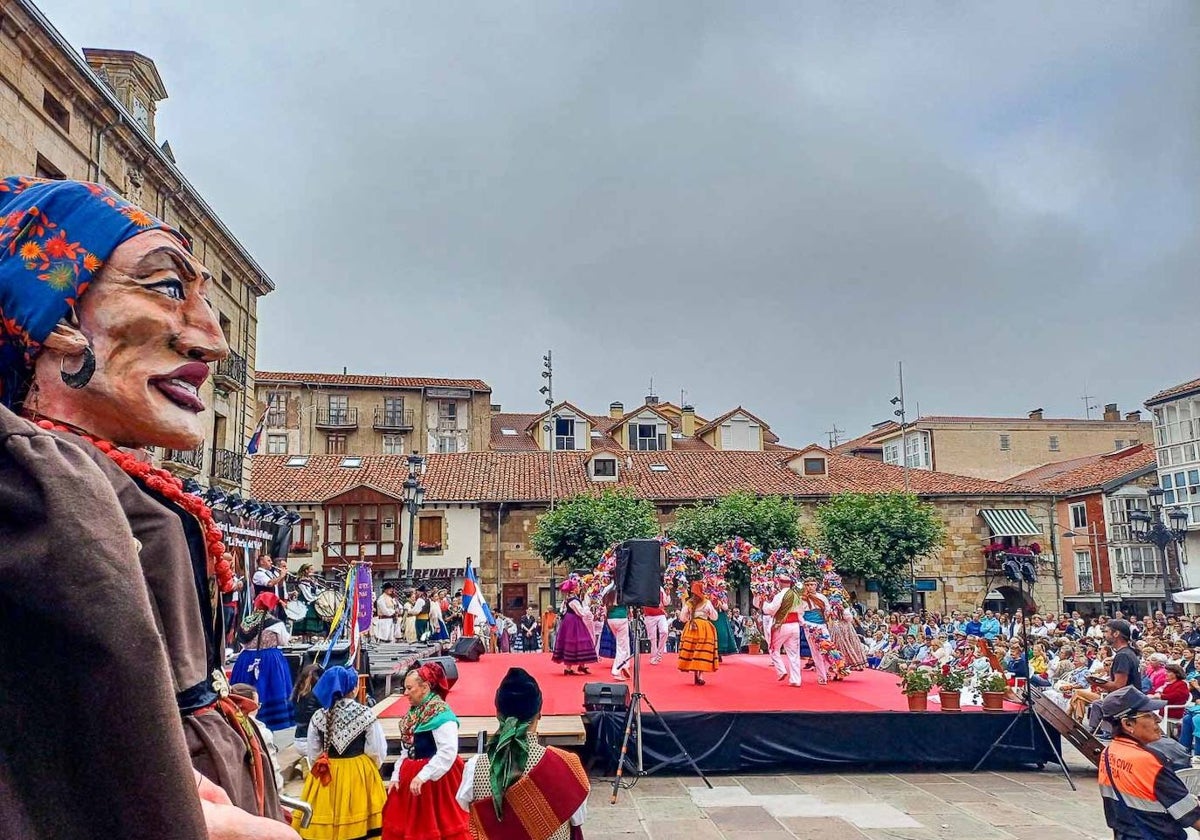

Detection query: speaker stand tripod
xmin=610 ymin=608 xmax=712 ymax=803
xmin=971 ymin=576 xmax=1075 ymax=790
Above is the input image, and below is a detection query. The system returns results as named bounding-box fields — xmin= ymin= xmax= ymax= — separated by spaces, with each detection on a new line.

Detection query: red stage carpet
xmin=380 ymin=652 xmax=1007 ymax=717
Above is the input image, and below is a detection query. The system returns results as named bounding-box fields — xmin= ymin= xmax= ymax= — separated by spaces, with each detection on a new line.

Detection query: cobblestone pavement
xmin=586 ymin=748 xmax=1113 ymax=840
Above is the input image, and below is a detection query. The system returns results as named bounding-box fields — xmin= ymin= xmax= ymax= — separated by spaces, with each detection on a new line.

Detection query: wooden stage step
xmin=1031 ymin=691 xmax=1104 ymax=768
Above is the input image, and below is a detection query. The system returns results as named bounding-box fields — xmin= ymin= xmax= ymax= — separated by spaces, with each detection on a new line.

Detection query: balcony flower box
xmin=291 ymin=544 xmax=311 ymax=554
xmin=417 ymin=542 xmax=443 ymax=552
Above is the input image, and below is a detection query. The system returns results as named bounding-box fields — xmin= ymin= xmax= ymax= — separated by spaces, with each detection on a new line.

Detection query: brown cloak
xmin=0 ymin=406 xmax=207 ymax=839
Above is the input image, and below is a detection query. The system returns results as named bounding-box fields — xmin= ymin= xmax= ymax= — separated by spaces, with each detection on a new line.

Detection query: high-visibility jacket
xmin=1098 ymin=735 xmax=1200 ymax=839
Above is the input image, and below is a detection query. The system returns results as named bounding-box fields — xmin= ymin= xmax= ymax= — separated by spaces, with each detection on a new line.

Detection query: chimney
xmin=609 ymin=401 xmax=624 ymax=419
xmin=342 ymin=366 xmax=348 ymax=375
xmin=645 ymin=393 xmax=660 ymax=406
xmin=681 ymin=404 xmax=695 ymax=437
xmin=1028 ymin=408 xmax=1044 ymax=421
xmin=1103 ymin=403 xmax=1120 ymax=422
xmin=1125 ymin=410 xmax=1142 ymax=422
xmin=490 ymin=403 xmax=502 ymax=414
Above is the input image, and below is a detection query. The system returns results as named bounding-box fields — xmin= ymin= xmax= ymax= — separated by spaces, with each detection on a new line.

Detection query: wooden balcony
xmin=316 ymin=407 xmax=358 ymax=429
xmin=374 ymin=407 xmax=414 ymax=431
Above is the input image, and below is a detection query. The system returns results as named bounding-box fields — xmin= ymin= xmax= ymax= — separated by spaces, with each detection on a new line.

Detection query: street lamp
xmin=890 ymin=361 xmax=917 ymax=613
xmin=402 ymin=451 xmax=427 ymax=590
xmin=1129 ymin=488 xmax=1189 ymax=615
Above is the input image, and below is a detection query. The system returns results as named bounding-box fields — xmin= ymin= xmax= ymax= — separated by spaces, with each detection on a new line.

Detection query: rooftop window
xmin=340 ymin=457 xmax=363 ymax=468
xmin=500 ymin=428 xmax=517 ymax=436
xmin=649 ymin=463 xmax=669 ymax=472
xmin=285 ymin=456 xmax=309 ymax=468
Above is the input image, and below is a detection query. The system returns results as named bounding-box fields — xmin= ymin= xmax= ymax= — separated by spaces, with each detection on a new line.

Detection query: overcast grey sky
xmin=41 ymin=1 xmax=1200 ymax=445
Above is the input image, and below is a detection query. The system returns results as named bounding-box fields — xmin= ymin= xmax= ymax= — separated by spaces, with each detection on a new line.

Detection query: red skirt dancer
xmin=382 ymin=753 xmax=470 ymax=840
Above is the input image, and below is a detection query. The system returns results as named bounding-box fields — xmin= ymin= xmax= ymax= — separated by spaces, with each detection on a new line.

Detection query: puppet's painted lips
xmin=150 ymin=363 xmax=209 ymax=412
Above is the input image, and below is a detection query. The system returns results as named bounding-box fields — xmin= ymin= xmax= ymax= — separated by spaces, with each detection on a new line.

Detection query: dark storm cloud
xmin=40 ymin=1 xmax=1200 ymax=444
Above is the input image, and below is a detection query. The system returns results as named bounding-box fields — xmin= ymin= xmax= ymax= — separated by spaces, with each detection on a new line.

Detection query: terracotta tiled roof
xmin=834 ymin=422 xmax=900 ymax=453
xmin=1008 ymin=445 xmax=1156 ymax=494
xmin=1146 ymin=376 xmax=1200 ymax=406
xmin=490 ymin=413 xmax=543 ymax=451
xmin=255 ymin=371 xmax=491 ymax=391
xmin=251 ymin=450 xmax=1046 ymax=504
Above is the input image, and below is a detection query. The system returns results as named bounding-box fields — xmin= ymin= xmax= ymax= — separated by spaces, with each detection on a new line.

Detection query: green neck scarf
xmin=485 ymin=716 xmax=533 ymax=820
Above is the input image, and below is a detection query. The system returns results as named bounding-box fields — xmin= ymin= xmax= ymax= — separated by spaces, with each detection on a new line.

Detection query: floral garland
xmin=35 ymin=419 xmax=234 ymax=593
xmin=751 ymin=547 xmax=819 ymax=599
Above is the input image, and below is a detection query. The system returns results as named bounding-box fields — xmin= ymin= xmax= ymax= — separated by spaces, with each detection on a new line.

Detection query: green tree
xmin=814 ymin=492 xmax=946 ymax=602
xmin=667 ymin=492 xmax=804 ymax=587
xmin=530 ymin=489 xmax=660 ymax=572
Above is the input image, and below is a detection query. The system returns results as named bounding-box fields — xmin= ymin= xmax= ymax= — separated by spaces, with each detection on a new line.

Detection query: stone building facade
xmin=870 ymin=407 xmax=1152 ymax=482
xmin=0 ymin=0 xmax=273 ymax=492
xmin=254 ymin=371 xmax=492 ymax=458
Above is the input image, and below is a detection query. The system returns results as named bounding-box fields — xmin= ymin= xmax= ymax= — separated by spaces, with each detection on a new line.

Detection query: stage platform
xmin=375 ymin=652 xmax=1058 ymax=774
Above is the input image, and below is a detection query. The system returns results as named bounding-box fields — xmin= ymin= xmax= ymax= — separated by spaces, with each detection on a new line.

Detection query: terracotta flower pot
xmin=906 ymin=692 xmax=929 ymax=712
xmin=748 ymin=643 xmax=761 ymax=655
xmin=939 ymin=690 xmax=961 ymax=711
xmin=982 ymin=690 xmax=1006 ymax=711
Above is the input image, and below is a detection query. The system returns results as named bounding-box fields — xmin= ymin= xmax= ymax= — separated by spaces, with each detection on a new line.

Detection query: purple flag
xmin=356 ymin=565 xmax=373 ymax=632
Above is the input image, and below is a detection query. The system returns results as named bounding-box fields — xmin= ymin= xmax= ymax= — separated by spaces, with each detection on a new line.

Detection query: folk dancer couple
xmin=602 ymin=582 xmax=670 ymax=678
xmin=764 ymin=575 xmax=836 ymax=686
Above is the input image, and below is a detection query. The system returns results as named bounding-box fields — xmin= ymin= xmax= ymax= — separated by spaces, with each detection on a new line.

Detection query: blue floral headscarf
xmin=0 ymin=176 xmax=182 ymax=407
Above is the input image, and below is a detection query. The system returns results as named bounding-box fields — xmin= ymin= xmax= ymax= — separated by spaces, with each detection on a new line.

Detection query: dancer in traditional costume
xmin=413 ymin=586 xmax=432 ymax=640
xmin=551 ymin=579 xmax=598 ymax=675
xmin=601 ymin=583 xmax=632 ymax=680
xmin=714 ymin=609 xmax=739 ymax=657
xmin=642 ymin=587 xmax=669 ymax=664
xmin=799 ymin=578 xmax=837 ymax=684
xmin=0 ymin=177 xmax=289 ymax=837
xmin=456 ymin=668 xmax=589 ymax=840
xmin=297 ymin=667 xmax=387 ymax=840
xmin=677 ymin=581 xmax=719 ymax=685
xmin=231 ymin=592 xmax=296 ymax=730
xmin=764 ymin=575 xmax=804 ymax=686
xmin=827 ymin=600 xmax=868 ymax=671
xmin=429 ymin=589 xmax=451 ymax=641
xmin=382 ymin=662 xmax=471 ymax=840
xmin=375 ymin=582 xmax=400 ymax=643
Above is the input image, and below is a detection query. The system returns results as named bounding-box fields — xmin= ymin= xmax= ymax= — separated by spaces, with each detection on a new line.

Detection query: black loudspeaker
xmin=415 ymin=656 xmax=459 ymax=691
xmin=583 ymin=682 xmax=630 ymax=711
xmin=451 ymin=636 xmax=485 ymax=662
xmin=613 ymin=539 xmax=664 ymax=607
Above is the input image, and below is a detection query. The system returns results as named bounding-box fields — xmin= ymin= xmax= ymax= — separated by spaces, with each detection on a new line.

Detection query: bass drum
xmin=284 ymin=600 xmax=309 ymax=621
xmin=314 ymin=589 xmax=345 ymax=621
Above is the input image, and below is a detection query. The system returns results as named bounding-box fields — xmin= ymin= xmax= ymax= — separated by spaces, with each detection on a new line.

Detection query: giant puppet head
xmin=0 ymin=177 xmax=228 ymax=449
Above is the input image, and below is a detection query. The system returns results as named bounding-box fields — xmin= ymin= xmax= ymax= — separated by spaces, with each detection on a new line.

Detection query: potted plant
xmin=898 ymin=667 xmax=935 ymax=711
xmin=745 ymin=624 xmax=765 ymax=655
xmin=978 ymin=671 xmax=1009 ymax=711
xmin=935 ymin=667 xmax=966 ymax=712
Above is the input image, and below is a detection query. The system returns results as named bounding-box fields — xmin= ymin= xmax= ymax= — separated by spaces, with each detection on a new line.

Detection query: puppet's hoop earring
xmin=60 ymin=346 xmax=96 ymax=389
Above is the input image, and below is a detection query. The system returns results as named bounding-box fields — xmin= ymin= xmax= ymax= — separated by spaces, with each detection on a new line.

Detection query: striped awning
xmin=979 ymin=508 xmax=1042 ymax=538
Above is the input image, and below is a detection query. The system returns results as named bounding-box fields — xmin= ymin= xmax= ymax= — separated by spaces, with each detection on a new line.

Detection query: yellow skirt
xmin=296 ymin=753 xmax=387 ymax=840
xmin=677 ymin=619 xmax=719 ymax=673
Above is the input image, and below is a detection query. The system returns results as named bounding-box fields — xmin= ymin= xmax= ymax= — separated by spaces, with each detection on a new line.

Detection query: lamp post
xmin=890 ymin=361 xmax=918 ymax=613
xmin=402 ymin=450 xmax=426 ymax=590
xmin=540 ymin=351 xmax=557 ymax=609
xmin=1130 ymin=487 xmax=1188 ymax=616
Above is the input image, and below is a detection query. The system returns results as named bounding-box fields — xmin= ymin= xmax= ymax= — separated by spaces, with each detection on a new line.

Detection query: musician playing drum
xmin=291 ymin=563 xmax=327 ymax=640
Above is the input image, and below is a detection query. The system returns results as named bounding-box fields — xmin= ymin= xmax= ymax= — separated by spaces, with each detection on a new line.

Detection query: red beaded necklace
xmin=34 ymin=419 xmax=234 ymax=593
